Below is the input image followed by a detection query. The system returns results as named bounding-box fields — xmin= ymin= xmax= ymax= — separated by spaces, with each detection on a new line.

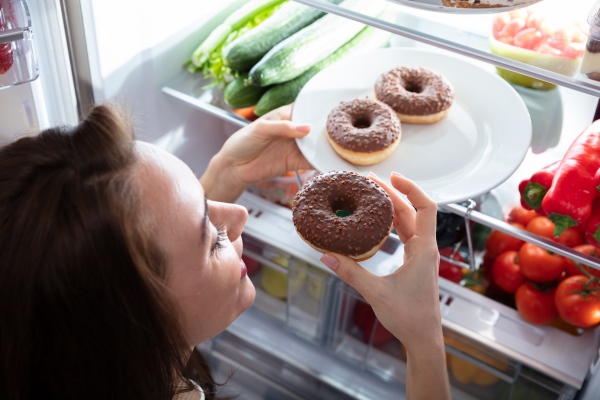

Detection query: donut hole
xmin=404 ymin=81 xmax=423 ymax=93
xmin=331 ymin=200 xmax=355 ymax=218
xmin=352 ymin=116 xmax=372 ymax=130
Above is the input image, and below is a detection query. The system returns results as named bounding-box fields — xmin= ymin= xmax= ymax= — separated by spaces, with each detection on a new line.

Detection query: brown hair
xmin=0 ymin=105 xmax=221 ymax=399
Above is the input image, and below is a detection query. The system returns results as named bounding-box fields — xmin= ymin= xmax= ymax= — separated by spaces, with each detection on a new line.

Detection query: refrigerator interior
xmin=6 ymin=0 xmax=600 ymax=399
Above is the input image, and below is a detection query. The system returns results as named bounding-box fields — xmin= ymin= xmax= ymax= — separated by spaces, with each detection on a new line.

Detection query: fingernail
xmin=368 ymin=171 xmax=379 ymax=179
xmin=295 ymin=124 xmax=311 ymax=133
xmin=391 ymin=171 xmax=404 ymax=178
xmin=320 ymin=254 xmax=339 ymax=270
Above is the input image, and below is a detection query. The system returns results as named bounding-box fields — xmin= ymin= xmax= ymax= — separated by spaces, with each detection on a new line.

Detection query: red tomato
xmin=515 ymin=283 xmax=558 ymax=325
xmin=485 ymin=223 xmax=525 ymax=259
xmin=513 ymin=28 xmax=544 ymax=50
xmin=563 ymin=244 xmax=600 ymax=279
xmin=439 ymin=248 xmax=464 ymax=284
xmin=492 ymin=251 xmax=525 ymax=293
xmin=556 ymin=226 xmax=585 ymax=247
xmin=555 ymin=276 xmax=600 ymax=328
xmin=507 ymin=205 xmax=537 ymax=227
xmin=519 ymin=242 xmax=565 ymax=282
xmin=525 ymin=216 xmax=555 ymax=240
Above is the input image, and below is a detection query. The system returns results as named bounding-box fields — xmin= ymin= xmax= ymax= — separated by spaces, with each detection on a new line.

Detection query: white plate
xmin=292 ymin=48 xmax=532 ymax=205
xmin=388 ymin=0 xmax=542 ymax=14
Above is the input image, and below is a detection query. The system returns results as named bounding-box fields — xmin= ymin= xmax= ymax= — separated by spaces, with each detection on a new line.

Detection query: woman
xmin=0 ymin=103 xmax=450 ymax=399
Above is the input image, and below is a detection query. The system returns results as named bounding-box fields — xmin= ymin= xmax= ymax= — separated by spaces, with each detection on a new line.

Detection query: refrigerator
xmin=2 ymin=0 xmax=600 ymax=398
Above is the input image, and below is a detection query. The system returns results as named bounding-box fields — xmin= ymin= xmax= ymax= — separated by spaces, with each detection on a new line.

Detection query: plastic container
xmin=489 ymin=6 xmax=584 ymax=90
xmin=0 ymin=0 xmax=38 ymax=89
xmin=580 ymin=1 xmax=600 ymax=82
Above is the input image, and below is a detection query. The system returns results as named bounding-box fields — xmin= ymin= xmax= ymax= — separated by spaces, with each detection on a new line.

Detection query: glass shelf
xmin=292 ymin=0 xmax=600 ymax=97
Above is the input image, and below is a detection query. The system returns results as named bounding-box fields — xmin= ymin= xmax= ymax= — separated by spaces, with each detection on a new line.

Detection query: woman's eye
xmin=210 ymin=223 xmax=227 ymax=255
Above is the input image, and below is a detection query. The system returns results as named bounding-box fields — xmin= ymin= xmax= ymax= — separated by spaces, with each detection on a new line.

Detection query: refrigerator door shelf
xmin=0 ymin=0 xmax=38 ymax=89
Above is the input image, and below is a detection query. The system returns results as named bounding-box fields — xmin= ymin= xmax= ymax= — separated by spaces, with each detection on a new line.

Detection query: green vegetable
xmin=223 ymin=75 xmax=268 ymax=109
xmin=187 ymin=0 xmax=284 ymax=88
xmin=248 ymin=0 xmax=387 ymax=87
xmin=190 ymin=0 xmax=285 ymax=68
xmin=222 ymin=0 xmax=342 ymax=71
xmin=254 ymin=13 xmax=393 ymax=116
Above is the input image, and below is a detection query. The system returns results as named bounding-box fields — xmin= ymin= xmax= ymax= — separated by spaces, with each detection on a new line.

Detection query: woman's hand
xmin=200 ymin=105 xmax=314 ymax=202
xmin=319 ymin=172 xmax=450 ymax=400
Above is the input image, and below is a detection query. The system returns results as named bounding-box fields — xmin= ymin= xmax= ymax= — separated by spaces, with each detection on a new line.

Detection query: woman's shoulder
xmin=172 ymin=380 xmax=204 ymax=400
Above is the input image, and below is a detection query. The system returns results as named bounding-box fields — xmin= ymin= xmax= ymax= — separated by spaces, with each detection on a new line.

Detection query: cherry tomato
xmin=555 ymin=276 xmax=600 ymax=328
xmin=439 ymin=248 xmax=464 ymax=284
xmin=519 ymin=242 xmax=565 ymax=282
xmin=492 ymin=251 xmax=525 ymax=293
xmin=507 ymin=205 xmax=537 ymax=227
xmin=515 ymin=283 xmax=558 ymax=325
xmin=563 ymin=244 xmax=600 ymax=279
xmin=525 ymin=216 xmax=555 ymax=240
xmin=556 ymin=226 xmax=585 ymax=247
xmin=485 ymin=223 xmax=525 ymax=259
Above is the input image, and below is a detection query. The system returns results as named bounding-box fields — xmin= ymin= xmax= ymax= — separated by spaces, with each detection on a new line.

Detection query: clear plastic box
xmin=0 ymin=0 xmax=38 ymax=89
xmin=330 ymin=281 xmax=579 ymax=400
xmin=242 ymin=234 xmax=336 ymax=344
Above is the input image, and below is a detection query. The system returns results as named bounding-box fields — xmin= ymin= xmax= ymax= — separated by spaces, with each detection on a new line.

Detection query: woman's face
xmin=134 ymin=142 xmax=255 ymax=345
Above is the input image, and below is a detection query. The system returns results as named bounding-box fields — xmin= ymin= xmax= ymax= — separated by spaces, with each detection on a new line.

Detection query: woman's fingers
xmin=252 ymin=118 xmax=311 ymax=139
xmin=262 ymin=104 xmax=293 ymax=121
xmin=368 ymin=172 xmax=416 ymax=242
xmin=390 ymin=172 xmax=437 ymax=239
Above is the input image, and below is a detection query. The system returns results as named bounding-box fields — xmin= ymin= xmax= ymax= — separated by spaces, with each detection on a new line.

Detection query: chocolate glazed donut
xmin=375 ymin=65 xmax=454 ymax=124
xmin=292 ymin=171 xmax=394 ymax=261
xmin=325 ymin=97 xmax=401 ymax=166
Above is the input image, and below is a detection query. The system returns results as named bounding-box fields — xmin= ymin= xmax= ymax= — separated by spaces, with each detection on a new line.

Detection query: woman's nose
xmin=226 ymin=204 xmax=248 ymax=241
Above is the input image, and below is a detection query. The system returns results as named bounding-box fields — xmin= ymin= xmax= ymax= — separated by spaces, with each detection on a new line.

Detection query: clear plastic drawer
xmin=330 ymin=281 xmax=579 ymax=400
xmin=242 ymin=234 xmax=336 ymax=344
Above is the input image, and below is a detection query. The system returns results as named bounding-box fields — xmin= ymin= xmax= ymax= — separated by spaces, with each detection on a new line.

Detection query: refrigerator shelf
xmin=292 ymin=0 xmax=600 ymax=97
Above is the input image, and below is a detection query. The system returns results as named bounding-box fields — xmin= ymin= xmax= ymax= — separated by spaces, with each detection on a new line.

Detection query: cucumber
xmin=222 ymin=0 xmax=342 ymax=71
xmin=223 ymin=75 xmax=268 ymax=109
xmin=254 ymin=15 xmax=393 ymax=116
xmin=248 ymin=0 xmax=387 ymax=87
xmin=190 ymin=0 xmax=285 ymax=68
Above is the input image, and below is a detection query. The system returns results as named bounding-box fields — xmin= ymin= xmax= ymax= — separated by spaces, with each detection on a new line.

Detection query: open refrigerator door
xmin=7 ymin=0 xmax=600 ymax=399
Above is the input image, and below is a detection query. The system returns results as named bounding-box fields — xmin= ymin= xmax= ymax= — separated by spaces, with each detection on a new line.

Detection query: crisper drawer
xmin=241 ymin=233 xmax=336 ymax=344
xmin=330 ymin=279 xmax=594 ymax=400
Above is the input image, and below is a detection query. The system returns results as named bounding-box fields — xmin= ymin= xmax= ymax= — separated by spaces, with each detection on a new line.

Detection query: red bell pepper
xmin=519 ymin=161 xmax=560 ymax=214
xmin=541 ymin=120 xmax=600 ymax=237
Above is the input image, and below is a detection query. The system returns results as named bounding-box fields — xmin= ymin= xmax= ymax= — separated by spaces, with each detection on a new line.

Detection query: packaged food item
xmin=580 ymin=1 xmax=600 ymax=81
xmin=247 ymin=169 xmax=318 ymax=208
xmin=490 ymin=6 xmax=585 ymax=90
